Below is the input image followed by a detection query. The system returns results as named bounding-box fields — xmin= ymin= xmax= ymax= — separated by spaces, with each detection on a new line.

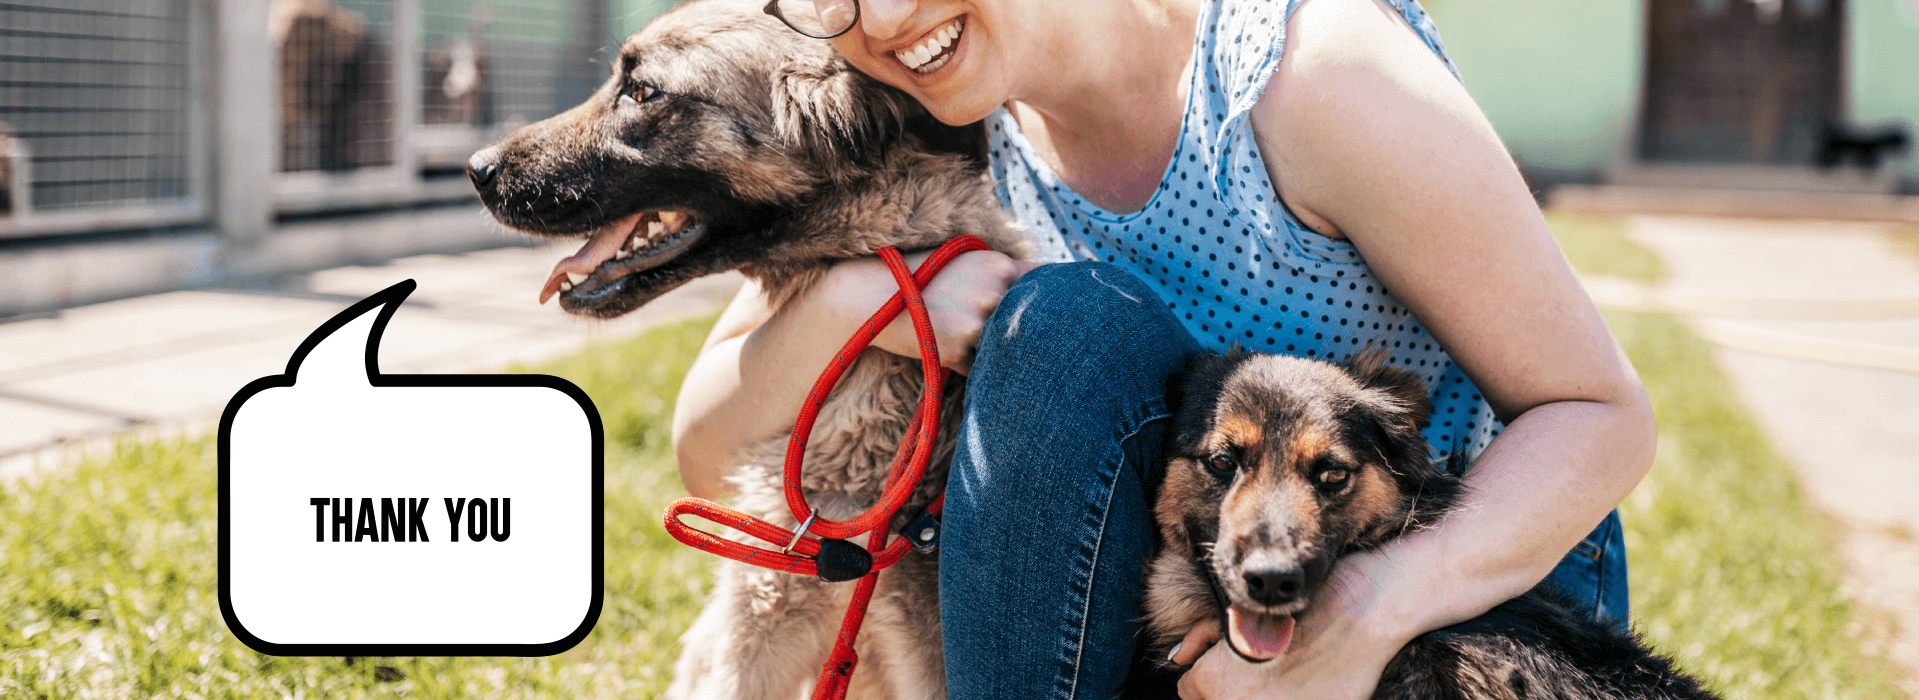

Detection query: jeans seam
xmin=1063 ymin=407 xmax=1164 ymax=700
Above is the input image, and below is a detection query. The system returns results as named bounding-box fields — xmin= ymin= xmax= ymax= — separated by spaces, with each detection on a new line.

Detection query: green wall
xmin=1848 ymin=0 xmax=1919 ymax=179
xmin=1423 ymin=1 xmax=1644 ymax=174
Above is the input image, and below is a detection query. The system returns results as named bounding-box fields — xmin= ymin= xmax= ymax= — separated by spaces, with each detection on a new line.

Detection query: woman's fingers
xmin=1171 ymin=618 xmax=1221 ymax=666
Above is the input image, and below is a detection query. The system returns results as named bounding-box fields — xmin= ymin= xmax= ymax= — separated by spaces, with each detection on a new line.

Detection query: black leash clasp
xmin=814 ymin=538 xmax=874 ymax=582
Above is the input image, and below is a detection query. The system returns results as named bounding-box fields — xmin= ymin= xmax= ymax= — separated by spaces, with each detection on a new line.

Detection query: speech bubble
xmin=219 ymin=279 xmax=602 ymax=656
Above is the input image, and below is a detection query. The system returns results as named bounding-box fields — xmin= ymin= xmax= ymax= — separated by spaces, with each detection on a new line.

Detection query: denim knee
xmin=976 ymin=261 xmax=1201 ymax=391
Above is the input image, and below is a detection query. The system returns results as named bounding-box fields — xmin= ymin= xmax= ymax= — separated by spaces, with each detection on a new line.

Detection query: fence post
xmin=213 ymin=0 xmax=277 ymax=277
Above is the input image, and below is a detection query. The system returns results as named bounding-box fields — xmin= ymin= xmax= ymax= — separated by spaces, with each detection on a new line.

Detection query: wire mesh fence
xmin=0 ymin=0 xmax=194 ymax=214
xmin=0 ymin=0 xmax=669 ymax=234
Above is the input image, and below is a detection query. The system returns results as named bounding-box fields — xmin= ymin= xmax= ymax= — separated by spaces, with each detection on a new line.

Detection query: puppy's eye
xmin=1315 ymin=469 xmax=1351 ymax=489
xmin=1204 ymin=453 xmax=1239 ymax=477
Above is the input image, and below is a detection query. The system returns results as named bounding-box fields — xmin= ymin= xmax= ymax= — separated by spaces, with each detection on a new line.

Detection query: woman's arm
xmin=671 ymin=250 xmax=1032 ymax=499
xmin=1173 ymin=0 xmax=1656 ymax=697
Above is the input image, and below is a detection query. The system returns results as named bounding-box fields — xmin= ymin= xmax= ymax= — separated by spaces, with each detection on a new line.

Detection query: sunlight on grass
xmin=1546 ymin=211 xmax=1668 ymax=283
xmin=2 ymin=306 xmax=1906 ymax=697
xmin=1610 ymin=309 xmax=1905 ymax=698
xmin=1894 ymin=223 xmax=1919 ymax=265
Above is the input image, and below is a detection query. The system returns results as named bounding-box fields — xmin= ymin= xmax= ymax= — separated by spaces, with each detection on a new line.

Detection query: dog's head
xmin=1148 ymin=350 xmax=1461 ymax=663
xmin=469 ymin=0 xmax=982 ymax=318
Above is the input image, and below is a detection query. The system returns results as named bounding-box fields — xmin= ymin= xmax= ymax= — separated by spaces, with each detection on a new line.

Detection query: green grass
xmin=1894 ymin=223 xmax=1919 ymax=265
xmin=0 ymin=314 xmax=720 ymax=699
xmin=2 ymin=303 xmax=1907 ymax=698
xmin=1610 ymin=309 xmax=1905 ymax=698
xmin=1546 ymin=211 xmax=1669 ymax=283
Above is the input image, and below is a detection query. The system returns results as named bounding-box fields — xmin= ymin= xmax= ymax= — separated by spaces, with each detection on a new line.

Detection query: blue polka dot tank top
xmin=985 ymin=0 xmax=1500 ymax=467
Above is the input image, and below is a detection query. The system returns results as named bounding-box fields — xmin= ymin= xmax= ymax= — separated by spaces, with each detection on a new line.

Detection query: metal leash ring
xmin=781 ymin=509 xmax=820 ymax=555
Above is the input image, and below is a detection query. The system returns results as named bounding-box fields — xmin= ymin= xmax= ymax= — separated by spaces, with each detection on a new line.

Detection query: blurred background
xmin=1 ymin=0 xmax=1917 ymax=697
xmin=0 ymin=0 xmax=677 ymax=315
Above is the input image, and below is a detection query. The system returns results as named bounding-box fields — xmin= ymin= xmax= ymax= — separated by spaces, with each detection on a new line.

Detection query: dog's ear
xmin=1341 ymin=350 xmax=1434 ymax=475
xmin=771 ymin=53 xmax=920 ymax=168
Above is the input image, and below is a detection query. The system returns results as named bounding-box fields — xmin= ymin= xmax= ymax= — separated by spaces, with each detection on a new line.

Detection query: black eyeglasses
xmin=763 ymin=0 xmax=860 ymax=39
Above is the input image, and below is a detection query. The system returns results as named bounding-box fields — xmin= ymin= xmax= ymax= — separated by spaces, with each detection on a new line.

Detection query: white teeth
xmin=896 ymin=19 xmax=962 ymax=72
xmin=566 ymin=272 xmax=587 ymax=285
xmin=559 ymin=281 xmax=573 ymax=292
xmin=648 ymin=220 xmax=664 ymax=237
xmin=614 ymin=248 xmax=629 ymax=260
xmin=659 ymin=211 xmax=686 ymax=228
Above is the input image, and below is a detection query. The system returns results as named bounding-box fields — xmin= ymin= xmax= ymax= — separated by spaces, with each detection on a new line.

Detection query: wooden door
xmin=1640 ymin=0 xmax=1844 ymax=164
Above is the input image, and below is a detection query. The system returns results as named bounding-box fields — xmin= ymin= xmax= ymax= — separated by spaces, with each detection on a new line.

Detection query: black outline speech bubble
xmin=218 ymin=279 xmax=604 ymax=656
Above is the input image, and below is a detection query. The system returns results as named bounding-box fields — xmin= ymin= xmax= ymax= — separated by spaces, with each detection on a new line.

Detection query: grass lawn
xmin=0 ymin=217 xmax=1904 ymax=697
xmin=1895 ymin=223 xmax=1919 ymax=264
xmin=1544 ymin=211 xmax=1668 ymax=284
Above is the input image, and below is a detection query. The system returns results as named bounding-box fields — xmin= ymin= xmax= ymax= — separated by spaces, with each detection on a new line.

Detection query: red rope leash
xmin=663 ymin=235 xmax=989 ymax=700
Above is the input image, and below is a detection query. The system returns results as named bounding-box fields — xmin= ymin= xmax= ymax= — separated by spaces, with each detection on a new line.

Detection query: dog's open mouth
xmin=540 ymin=210 xmax=705 ymax=305
xmin=1225 ymin=606 xmax=1295 ymax=662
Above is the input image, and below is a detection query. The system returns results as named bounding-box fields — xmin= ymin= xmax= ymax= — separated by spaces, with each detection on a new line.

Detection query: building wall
xmin=1848 ymin=0 xmax=1919 ymax=179
xmin=1422 ymin=1 xmax=1644 ymax=175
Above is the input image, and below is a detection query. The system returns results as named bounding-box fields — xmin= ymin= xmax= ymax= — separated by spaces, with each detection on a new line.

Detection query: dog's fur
xmin=1145 ymin=350 xmax=1719 ymax=700
xmin=472 ymin=1 xmax=1034 ymax=698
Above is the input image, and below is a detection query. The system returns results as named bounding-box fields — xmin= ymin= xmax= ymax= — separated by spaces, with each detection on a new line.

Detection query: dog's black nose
xmin=1243 ymin=566 xmax=1305 ymax=606
xmin=467 ymin=147 xmax=501 ymax=190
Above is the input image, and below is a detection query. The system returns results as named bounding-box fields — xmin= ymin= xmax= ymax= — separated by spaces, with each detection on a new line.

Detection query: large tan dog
xmin=468 ymin=1 xmax=1034 ymax=698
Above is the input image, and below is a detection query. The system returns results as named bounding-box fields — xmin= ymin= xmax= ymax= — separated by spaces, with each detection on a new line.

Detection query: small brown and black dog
xmin=1146 ymin=350 xmax=1719 ymax=699
xmin=469 ymin=1 xmax=1032 ymax=698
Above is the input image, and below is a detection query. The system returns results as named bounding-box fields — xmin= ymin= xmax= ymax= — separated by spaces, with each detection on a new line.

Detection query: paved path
xmin=1585 ymin=215 xmax=1919 ymax=694
xmin=0 ymin=243 xmax=743 ymax=480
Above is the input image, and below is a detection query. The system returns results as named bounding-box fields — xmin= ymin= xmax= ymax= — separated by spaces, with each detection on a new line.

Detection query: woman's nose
xmin=857 ymin=0 xmax=915 ymax=42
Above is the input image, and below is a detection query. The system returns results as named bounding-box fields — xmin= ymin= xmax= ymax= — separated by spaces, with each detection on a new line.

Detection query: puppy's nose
xmin=1243 ymin=566 xmax=1305 ymax=606
xmin=467 ymin=146 xmax=502 ymax=190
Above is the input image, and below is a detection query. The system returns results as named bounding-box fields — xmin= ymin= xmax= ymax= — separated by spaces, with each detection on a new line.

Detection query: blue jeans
xmin=938 ymin=262 xmax=1629 ymax=699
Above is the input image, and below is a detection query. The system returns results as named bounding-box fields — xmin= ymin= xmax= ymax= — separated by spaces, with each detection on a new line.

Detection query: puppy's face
xmin=471 ymin=0 xmax=939 ymax=318
xmin=1148 ymin=351 xmax=1456 ymax=663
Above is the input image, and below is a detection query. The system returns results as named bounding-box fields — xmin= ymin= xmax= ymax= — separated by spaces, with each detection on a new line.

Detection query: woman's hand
xmin=818 ymin=249 xmax=1040 ymax=375
xmin=1172 ymin=550 xmax=1410 ymax=700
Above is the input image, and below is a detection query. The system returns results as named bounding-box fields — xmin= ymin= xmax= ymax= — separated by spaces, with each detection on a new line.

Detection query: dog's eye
xmin=620 ymin=83 xmax=657 ymax=106
xmin=1204 ymin=453 xmax=1238 ymax=477
xmin=1315 ymin=469 xmax=1351 ymax=489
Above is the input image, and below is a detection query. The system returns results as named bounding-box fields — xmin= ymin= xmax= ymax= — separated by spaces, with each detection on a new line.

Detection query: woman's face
xmin=823 ymin=0 xmax=1037 ymax=125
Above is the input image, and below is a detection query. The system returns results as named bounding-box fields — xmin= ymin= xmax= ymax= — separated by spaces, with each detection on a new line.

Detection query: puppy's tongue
xmin=1225 ymin=607 xmax=1294 ymax=662
xmin=540 ymin=211 xmax=645 ymax=304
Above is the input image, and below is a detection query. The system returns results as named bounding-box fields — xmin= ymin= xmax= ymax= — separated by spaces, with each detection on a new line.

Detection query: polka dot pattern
xmin=985 ymin=0 xmax=1497 ymax=468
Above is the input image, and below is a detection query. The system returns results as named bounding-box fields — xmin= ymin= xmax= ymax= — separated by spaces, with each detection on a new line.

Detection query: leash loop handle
xmin=658 ymin=235 xmax=991 ymax=700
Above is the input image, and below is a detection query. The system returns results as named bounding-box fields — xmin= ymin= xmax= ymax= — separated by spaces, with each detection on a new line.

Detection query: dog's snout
xmin=1243 ymin=566 xmax=1305 ymax=606
xmin=467 ymin=146 xmax=502 ymax=190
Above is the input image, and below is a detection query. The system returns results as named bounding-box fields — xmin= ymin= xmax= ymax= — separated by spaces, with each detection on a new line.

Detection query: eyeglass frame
xmin=762 ymin=0 xmax=860 ymax=39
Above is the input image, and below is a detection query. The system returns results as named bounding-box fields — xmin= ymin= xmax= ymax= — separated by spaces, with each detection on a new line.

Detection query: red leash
xmin=664 ymin=235 xmax=989 ymax=700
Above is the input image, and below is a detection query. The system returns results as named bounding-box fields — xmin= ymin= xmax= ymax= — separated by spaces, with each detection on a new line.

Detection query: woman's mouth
xmin=892 ymin=16 xmax=963 ymax=74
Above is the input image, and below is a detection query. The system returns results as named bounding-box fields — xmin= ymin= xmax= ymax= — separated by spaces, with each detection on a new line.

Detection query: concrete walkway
xmin=0 ymin=243 xmax=743 ymax=480
xmin=1585 ymin=215 xmax=1919 ymax=694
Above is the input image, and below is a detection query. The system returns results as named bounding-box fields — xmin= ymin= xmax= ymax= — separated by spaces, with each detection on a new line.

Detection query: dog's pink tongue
xmin=1226 ymin=607 xmax=1295 ymax=661
xmin=539 ymin=211 xmax=645 ymax=304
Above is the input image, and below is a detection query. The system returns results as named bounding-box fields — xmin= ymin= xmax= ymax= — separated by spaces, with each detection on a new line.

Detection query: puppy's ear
xmin=771 ymin=54 xmax=919 ymax=167
xmin=1341 ymin=350 xmax=1434 ymax=474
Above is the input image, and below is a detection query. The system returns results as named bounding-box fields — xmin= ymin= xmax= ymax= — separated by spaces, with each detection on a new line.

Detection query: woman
xmin=671 ymin=0 xmax=1655 ymax=697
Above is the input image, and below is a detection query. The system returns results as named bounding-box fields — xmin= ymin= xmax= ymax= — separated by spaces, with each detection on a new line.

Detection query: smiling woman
xmin=664 ymin=0 xmax=1661 ymax=698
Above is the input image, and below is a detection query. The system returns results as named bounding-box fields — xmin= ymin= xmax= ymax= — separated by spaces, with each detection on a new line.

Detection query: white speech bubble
xmin=219 ymin=279 xmax=602 ymax=656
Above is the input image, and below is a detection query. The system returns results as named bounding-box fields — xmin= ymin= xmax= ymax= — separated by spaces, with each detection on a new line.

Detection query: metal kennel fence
xmin=0 ymin=0 xmax=660 ymax=239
